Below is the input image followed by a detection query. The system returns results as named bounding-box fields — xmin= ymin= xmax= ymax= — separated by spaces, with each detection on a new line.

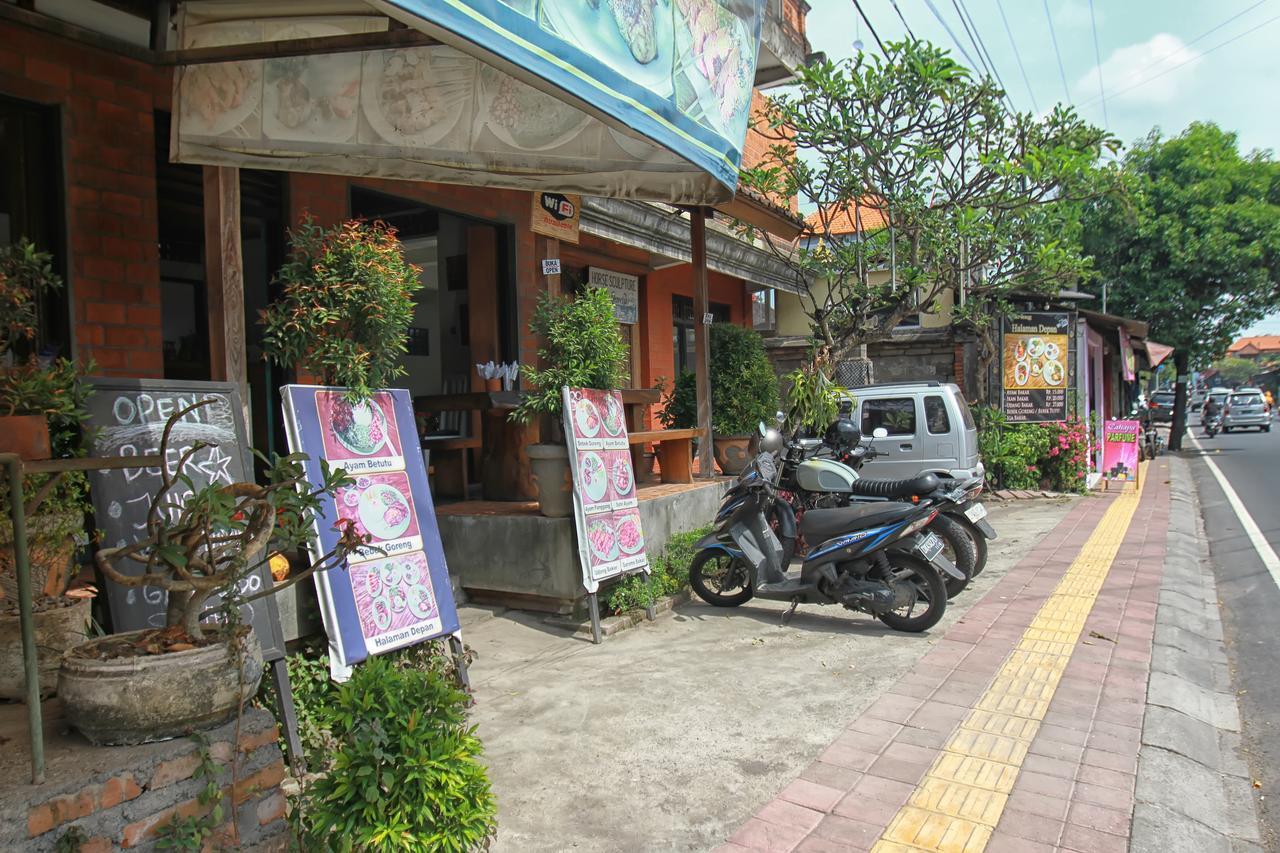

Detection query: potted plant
xmin=706 ymin=323 xmax=779 ymax=475
xmin=0 ymin=240 xmax=97 ymax=699
xmin=261 ymin=216 xmax=423 ymax=405
xmin=511 ymin=289 xmax=629 ymax=517
xmin=784 ymin=361 xmax=845 ymax=437
xmin=57 ymin=402 xmax=365 ymax=745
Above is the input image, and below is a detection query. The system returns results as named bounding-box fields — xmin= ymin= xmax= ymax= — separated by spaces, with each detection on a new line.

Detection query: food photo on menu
xmin=315 ymin=390 xmax=405 ymax=472
xmin=349 ymin=552 xmax=443 ymax=645
xmin=332 ymin=471 xmax=423 ymax=559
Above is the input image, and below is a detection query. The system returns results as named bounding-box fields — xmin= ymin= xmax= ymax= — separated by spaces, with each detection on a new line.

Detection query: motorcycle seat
xmin=801 ymin=503 xmax=917 ymax=543
xmin=847 ymin=473 xmax=941 ymax=499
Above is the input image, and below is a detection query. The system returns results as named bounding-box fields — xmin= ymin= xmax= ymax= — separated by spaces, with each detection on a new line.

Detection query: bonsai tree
xmin=658 ymin=324 xmax=779 ymax=435
xmin=511 ymin=288 xmax=630 ymax=429
xmin=261 ymin=217 xmax=423 ymax=403
xmin=93 ymin=401 xmax=367 ymax=641
xmin=0 ymin=240 xmax=94 ymax=602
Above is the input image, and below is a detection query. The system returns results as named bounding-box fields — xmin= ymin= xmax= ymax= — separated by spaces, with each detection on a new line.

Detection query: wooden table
xmin=415 ymin=389 xmax=664 ymax=501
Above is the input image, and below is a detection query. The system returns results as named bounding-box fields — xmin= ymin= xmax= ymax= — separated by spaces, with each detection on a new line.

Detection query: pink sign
xmin=1102 ymin=419 xmax=1140 ymax=482
xmin=562 ymin=387 xmax=649 ymax=592
xmin=314 ymin=391 xmax=406 ymax=474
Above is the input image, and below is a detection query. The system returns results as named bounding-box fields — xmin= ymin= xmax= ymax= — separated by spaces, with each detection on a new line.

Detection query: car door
xmin=921 ymin=393 xmax=957 ymax=474
xmin=860 ymin=396 xmax=922 ymax=478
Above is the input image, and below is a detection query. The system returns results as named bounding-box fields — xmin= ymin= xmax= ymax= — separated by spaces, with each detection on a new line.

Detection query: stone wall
xmin=2 ymin=708 xmax=288 ymax=852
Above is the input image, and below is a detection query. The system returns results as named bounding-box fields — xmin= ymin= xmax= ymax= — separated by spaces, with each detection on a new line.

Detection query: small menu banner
xmin=1102 ymin=419 xmax=1141 ymax=483
xmin=282 ymin=386 xmax=460 ymax=677
xmin=561 ymin=387 xmax=649 ymax=592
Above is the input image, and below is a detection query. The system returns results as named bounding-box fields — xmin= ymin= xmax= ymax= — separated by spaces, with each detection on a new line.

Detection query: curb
xmin=543 ymin=590 xmax=692 ymax=639
xmin=1130 ymin=455 xmax=1264 ymax=853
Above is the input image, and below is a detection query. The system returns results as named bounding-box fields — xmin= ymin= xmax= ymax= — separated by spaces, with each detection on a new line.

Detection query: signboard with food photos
xmin=281 ymin=386 xmax=461 ymax=678
xmin=1002 ymin=312 xmax=1073 ymax=423
xmin=561 ymin=387 xmax=649 ymax=593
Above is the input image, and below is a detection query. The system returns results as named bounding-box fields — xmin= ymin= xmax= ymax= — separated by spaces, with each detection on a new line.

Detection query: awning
xmin=1078 ymin=308 xmax=1149 ymax=339
xmin=1137 ymin=339 xmax=1174 ymax=368
xmin=170 ymin=0 xmax=765 ymax=204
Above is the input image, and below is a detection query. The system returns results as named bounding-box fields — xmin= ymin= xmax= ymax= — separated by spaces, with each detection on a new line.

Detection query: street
xmin=1186 ymin=420 xmax=1280 ymax=850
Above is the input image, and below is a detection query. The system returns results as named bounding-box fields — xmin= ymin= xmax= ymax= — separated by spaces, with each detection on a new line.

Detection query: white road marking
xmin=1188 ymin=431 xmax=1280 ymax=587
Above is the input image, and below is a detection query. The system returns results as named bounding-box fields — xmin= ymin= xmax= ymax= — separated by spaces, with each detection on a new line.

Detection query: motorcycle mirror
xmin=775 ymin=410 xmax=786 ymax=427
xmin=873 ymin=427 xmax=888 ymax=439
xmin=757 ymin=421 xmax=767 ymax=438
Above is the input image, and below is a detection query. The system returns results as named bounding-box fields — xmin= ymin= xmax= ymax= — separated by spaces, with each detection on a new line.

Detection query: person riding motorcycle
xmin=1202 ymin=395 xmax=1221 ymax=427
xmin=1265 ymin=389 xmax=1275 ymax=415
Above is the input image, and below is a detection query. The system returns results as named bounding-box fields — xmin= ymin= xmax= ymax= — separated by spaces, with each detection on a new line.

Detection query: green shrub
xmin=298 ymin=656 xmax=496 ymax=852
xmin=658 ymin=371 xmax=697 ymax=430
xmin=707 ymin=323 xmax=779 ymax=435
xmin=973 ymin=406 xmax=1092 ymax=492
xmin=604 ymin=525 xmax=711 ymax=615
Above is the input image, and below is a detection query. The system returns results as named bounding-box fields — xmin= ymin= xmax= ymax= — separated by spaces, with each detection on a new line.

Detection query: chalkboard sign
xmin=85 ymin=378 xmax=286 ymax=662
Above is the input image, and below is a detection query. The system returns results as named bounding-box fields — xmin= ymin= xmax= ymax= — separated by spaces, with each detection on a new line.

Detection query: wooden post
xmin=542 ymin=236 xmax=562 ymax=298
xmin=690 ymin=207 xmax=713 ymax=479
xmin=203 ymin=166 xmax=250 ymax=426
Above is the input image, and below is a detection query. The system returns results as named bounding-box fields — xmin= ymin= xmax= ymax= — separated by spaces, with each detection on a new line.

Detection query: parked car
xmin=1148 ymin=391 xmax=1176 ymax=423
xmin=838 ymin=381 xmax=984 ymax=481
xmin=1223 ymin=389 xmax=1271 ymax=432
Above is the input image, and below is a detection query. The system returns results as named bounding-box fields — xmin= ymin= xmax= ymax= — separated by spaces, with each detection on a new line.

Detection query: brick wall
xmin=2 ymin=708 xmax=287 ymax=852
xmin=740 ymin=90 xmax=797 ymax=213
xmin=0 ymin=20 xmax=168 ymax=377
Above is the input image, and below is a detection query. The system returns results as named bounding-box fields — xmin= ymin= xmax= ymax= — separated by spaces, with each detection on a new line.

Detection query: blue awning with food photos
xmin=170 ymin=0 xmax=765 ymax=204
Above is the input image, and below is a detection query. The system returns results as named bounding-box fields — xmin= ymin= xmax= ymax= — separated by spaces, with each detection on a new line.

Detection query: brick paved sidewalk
xmin=720 ymin=460 xmax=1170 ymax=853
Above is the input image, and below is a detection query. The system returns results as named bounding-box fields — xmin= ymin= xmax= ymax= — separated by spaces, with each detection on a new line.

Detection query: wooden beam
xmin=203 ymin=166 xmax=250 ymax=425
xmin=158 ymin=28 xmax=438 ymax=66
xmin=690 ymin=207 xmax=714 ymax=479
xmin=541 ymin=236 xmax=562 ymax=298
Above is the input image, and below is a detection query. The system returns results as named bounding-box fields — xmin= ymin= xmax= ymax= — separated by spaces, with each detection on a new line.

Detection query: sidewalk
xmin=718 ymin=457 xmax=1261 ymax=853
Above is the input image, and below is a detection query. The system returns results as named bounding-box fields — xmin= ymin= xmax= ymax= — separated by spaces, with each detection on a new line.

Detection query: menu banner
xmin=1102 ymin=419 xmax=1140 ymax=482
xmin=1002 ymin=312 xmax=1072 ymax=423
xmin=562 ymin=387 xmax=649 ymax=593
xmin=282 ymin=386 xmax=460 ymax=677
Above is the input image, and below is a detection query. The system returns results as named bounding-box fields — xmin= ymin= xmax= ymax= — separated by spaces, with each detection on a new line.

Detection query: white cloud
xmin=1073 ymin=33 xmax=1203 ymax=106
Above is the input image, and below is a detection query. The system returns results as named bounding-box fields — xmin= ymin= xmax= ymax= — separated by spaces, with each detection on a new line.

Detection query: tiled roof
xmin=803 ymin=199 xmax=888 ymax=235
xmin=1228 ymin=335 xmax=1280 ymax=354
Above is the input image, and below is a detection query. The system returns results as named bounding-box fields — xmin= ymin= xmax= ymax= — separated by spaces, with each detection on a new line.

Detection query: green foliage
xmin=297 ymin=656 xmax=496 ymax=853
xmin=511 ymin=288 xmax=629 ymax=426
xmin=261 ymin=217 xmax=423 ymax=403
xmin=155 ymin=733 xmax=224 ymax=851
xmin=783 ymin=363 xmax=843 ymax=435
xmin=1211 ymin=356 xmax=1261 ymax=387
xmin=0 ymin=238 xmax=58 ymax=355
xmin=1082 ymin=123 xmax=1280 ymax=371
xmin=657 ymin=372 xmax=697 ymax=430
xmin=973 ymin=407 xmax=1090 ymax=493
xmin=604 ymin=525 xmax=711 ymax=615
xmin=54 ymin=826 xmax=88 ymax=853
xmin=739 ymin=39 xmax=1118 ymax=360
xmin=706 ymin=323 xmax=779 ymax=435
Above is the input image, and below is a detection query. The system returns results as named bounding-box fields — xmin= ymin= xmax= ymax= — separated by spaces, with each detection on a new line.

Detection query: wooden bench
xmin=627 ymin=428 xmax=703 ymax=484
xmin=421 ymin=435 xmax=482 ymax=498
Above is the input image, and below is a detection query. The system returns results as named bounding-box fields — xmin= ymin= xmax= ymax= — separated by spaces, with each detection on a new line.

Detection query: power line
xmin=1042 ymin=0 xmax=1071 ymax=100
xmin=951 ymin=0 xmax=995 ymax=79
xmin=850 ymin=0 xmax=887 ymax=54
xmin=956 ymin=0 xmax=1015 ymax=107
xmin=1080 ymin=8 xmax=1280 ymax=105
xmin=888 ymin=0 xmax=916 ymax=41
xmin=1088 ymin=0 xmax=1109 ymax=126
xmin=922 ymin=0 xmax=983 ymax=73
xmin=995 ymin=0 xmax=1039 ymax=113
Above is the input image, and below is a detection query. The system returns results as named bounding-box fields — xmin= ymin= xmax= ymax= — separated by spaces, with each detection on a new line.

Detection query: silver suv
xmin=1223 ymin=389 xmax=1271 ymax=432
xmin=839 ymin=382 xmax=984 ymax=481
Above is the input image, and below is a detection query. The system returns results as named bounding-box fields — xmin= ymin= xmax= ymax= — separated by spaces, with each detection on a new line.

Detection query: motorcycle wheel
xmin=932 ymin=514 xmax=976 ymax=599
xmin=877 ymin=552 xmax=947 ymax=633
xmin=688 ymin=550 xmax=753 ymax=607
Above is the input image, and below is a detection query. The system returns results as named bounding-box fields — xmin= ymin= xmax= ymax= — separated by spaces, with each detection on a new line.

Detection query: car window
xmin=959 ymin=400 xmax=976 ymax=430
xmin=1230 ymin=394 xmax=1262 ymax=406
xmin=924 ymin=396 xmax=951 ymax=434
xmin=862 ymin=398 xmax=917 ymax=437
xmin=1153 ymin=393 xmax=1175 ymax=404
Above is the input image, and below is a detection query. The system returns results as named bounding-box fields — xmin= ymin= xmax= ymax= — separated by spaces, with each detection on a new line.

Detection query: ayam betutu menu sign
xmin=561 ymin=387 xmax=649 ymax=592
xmin=282 ymin=386 xmax=460 ymax=679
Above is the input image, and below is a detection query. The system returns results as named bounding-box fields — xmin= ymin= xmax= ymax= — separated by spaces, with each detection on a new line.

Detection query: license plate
xmin=915 ymin=531 xmax=944 ymax=562
xmin=964 ymin=503 xmax=988 ymax=522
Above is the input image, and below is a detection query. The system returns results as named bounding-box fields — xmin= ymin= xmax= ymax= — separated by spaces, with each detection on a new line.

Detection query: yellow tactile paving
xmin=870 ymin=468 xmax=1145 ymax=853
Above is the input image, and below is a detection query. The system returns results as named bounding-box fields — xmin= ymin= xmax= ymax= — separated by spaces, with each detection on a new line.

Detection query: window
xmin=1229 ymin=393 xmax=1262 ymax=407
xmin=924 ymin=395 xmax=951 ymax=434
xmin=672 ymin=295 xmax=730 ymax=375
xmin=861 ymin=397 xmax=917 ymax=437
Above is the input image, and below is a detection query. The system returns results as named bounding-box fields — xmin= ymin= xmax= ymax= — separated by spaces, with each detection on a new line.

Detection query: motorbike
xmin=1133 ymin=403 xmax=1163 ymax=459
xmin=773 ymin=420 xmax=991 ymax=597
xmin=1204 ymin=412 xmax=1221 ymax=438
xmin=687 ymin=425 xmax=965 ymax=633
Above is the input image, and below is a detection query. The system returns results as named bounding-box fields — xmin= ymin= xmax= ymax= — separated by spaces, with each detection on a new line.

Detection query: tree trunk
xmin=1168 ymin=351 xmax=1190 ymax=452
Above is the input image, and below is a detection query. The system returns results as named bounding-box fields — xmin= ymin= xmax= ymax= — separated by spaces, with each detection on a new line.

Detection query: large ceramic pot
xmin=0 ymin=594 xmax=91 ymax=699
xmin=0 ymin=414 xmax=51 ymax=460
xmin=712 ymin=435 xmax=753 ymax=475
xmin=525 ymin=443 xmax=572 ymax=518
xmin=58 ymin=625 xmax=264 ymax=746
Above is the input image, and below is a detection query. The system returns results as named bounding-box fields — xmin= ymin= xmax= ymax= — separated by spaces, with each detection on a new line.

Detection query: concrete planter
xmin=0 ymin=594 xmax=91 ymax=699
xmin=526 ymin=443 xmax=573 ymax=518
xmin=58 ymin=625 xmax=264 ymax=746
xmin=712 ymin=435 xmax=752 ymax=475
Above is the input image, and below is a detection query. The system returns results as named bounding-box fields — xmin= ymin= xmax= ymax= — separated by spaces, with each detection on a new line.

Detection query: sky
xmin=801 ymin=0 xmax=1280 ymax=337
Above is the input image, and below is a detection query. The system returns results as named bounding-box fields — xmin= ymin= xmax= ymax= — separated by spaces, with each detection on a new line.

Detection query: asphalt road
xmin=1184 ymin=416 xmax=1280 ymax=850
